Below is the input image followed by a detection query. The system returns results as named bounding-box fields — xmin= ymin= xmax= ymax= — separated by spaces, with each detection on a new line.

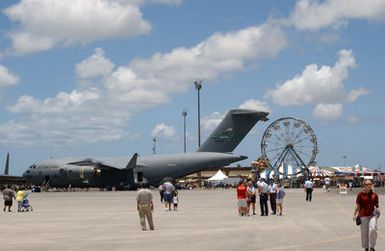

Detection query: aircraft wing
xmin=67 ymin=153 xmax=139 ymax=170
xmin=0 ymin=175 xmax=25 ymax=184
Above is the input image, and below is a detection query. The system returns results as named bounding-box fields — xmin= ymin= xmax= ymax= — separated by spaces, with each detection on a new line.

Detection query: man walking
xmin=136 ymin=184 xmax=154 ymax=231
xmin=162 ymin=181 xmax=175 ymax=211
xmin=353 ymin=179 xmax=379 ymax=251
xmin=304 ymin=179 xmax=314 ymax=202
xmin=3 ymin=185 xmax=16 ymax=212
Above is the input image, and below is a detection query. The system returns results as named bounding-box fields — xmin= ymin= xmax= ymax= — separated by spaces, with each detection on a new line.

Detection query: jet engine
xmin=66 ymin=166 xmax=101 ymax=180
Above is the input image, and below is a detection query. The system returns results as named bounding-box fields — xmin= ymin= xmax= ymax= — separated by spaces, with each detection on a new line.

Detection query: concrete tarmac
xmin=1 ymin=188 xmax=384 ymax=251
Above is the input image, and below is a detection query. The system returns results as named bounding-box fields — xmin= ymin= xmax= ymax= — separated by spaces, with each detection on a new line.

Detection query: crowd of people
xmin=236 ymin=178 xmax=286 ymax=217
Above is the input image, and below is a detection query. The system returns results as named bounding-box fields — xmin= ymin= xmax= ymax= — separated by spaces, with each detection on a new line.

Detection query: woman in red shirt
xmin=236 ymin=181 xmax=248 ymax=216
xmin=353 ymin=179 xmax=380 ymax=251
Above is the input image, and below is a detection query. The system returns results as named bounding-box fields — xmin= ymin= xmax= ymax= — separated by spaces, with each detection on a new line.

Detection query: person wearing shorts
xmin=236 ymin=181 xmax=248 ymax=216
xmin=3 ymin=185 xmax=16 ymax=212
xmin=276 ymin=183 xmax=285 ymax=216
xmin=162 ymin=181 xmax=175 ymax=211
xmin=247 ymin=181 xmax=257 ymax=215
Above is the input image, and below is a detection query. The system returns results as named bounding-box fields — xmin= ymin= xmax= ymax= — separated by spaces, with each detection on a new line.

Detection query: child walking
xmin=172 ymin=191 xmax=178 ymax=211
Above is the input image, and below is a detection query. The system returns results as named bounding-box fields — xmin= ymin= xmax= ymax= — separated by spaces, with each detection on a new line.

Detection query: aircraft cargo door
xmin=137 ymin=172 xmax=143 ymax=182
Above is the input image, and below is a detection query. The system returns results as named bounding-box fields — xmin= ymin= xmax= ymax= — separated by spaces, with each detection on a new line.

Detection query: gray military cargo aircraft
xmin=22 ymin=109 xmax=268 ymax=189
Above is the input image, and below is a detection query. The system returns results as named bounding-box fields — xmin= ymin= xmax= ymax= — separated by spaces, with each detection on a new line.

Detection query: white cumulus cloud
xmin=313 ymin=103 xmax=343 ymax=121
xmin=151 ymin=123 xmax=177 ymax=140
xmin=284 ymin=0 xmax=385 ymax=31
xmin=3 ymin=0 xmax=152 ymax=54
xmin=201 ymin=112 xmax=224 ymax=132
xmin=2 ymin=24 xmax=286 ymax=146
xmin=266 ymin=49 xmax=367 ymax=106
xmin=239 ymin=99 xmax=271 ymax=112
xmin=0 ymin=64 xmax=19 ymax=88
xmin=75 ymin=48 xmax=115 ymax=83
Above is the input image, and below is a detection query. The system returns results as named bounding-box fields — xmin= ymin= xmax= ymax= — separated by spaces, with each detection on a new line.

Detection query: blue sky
xmin=0 ymin=0 xmax=385 ymax=175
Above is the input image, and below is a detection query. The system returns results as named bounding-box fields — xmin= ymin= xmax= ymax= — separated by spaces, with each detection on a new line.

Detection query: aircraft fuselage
xmin=23 ymin=152 xmax=246 ymax=188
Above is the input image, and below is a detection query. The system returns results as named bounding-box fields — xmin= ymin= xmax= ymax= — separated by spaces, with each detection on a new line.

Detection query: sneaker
xmin=370 ymin=248 xmax=375 ymax=251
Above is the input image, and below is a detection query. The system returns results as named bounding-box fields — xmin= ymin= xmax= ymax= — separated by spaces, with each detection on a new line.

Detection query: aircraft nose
xmin=22 ymin=169 xmax=31 ymax=181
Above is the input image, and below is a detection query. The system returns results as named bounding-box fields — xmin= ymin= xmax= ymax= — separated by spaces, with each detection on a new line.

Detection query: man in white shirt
xmin=268 ymin=180 xmax=277 ymax=215
xmin=304 ymin=179 xmax=314 ymax=202
xmin=324 ymin=177 xmax=331 ymax=192
xmin=258 ymin=178 xmax=269 ymax=216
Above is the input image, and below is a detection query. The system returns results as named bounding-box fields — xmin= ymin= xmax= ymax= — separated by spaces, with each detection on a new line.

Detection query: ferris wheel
xmin=261 ymin=117 xmax=318 ymax=177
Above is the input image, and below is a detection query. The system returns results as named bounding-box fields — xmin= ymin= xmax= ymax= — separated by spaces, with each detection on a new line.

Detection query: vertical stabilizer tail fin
xmin=124 ymin=153 xmax=138 ymax=188
xmin=4 ymin=152 xmax=9 ymax=175
xmin=197 ymin=109 xmax=268 ymax=153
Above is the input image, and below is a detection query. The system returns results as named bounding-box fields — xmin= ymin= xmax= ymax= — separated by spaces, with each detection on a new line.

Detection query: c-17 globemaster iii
xmin=22 ymin=109 xmax=268 ymax=189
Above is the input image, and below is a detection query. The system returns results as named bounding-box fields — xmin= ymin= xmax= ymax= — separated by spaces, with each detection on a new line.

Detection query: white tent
xmin=308 ymin=166 xmax=334 ymax=177
xmin=207 ymin=170 xmax=228 ymax=181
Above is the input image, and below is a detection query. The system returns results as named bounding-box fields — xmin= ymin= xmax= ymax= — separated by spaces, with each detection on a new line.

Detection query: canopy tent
xmin=308 ymin=166 xmax=334 ymax=177
xmin=259 ymin=165 xmax=334 ymax=180
xmin=207 ymin=170 xmax=228 ymax=181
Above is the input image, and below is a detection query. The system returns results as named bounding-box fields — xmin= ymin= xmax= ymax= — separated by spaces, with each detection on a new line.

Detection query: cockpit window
xmin=30 ymin=164 xmax=36 ymax=169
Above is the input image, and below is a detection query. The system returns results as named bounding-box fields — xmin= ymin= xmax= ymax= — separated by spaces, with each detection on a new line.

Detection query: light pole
xmin=152 ymin=137 xmax=157 ymax=155
xmin=194 ymin=80 xmax=202 ymax=147
xmin=182 ymin=109 xmax=187 ymax=153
